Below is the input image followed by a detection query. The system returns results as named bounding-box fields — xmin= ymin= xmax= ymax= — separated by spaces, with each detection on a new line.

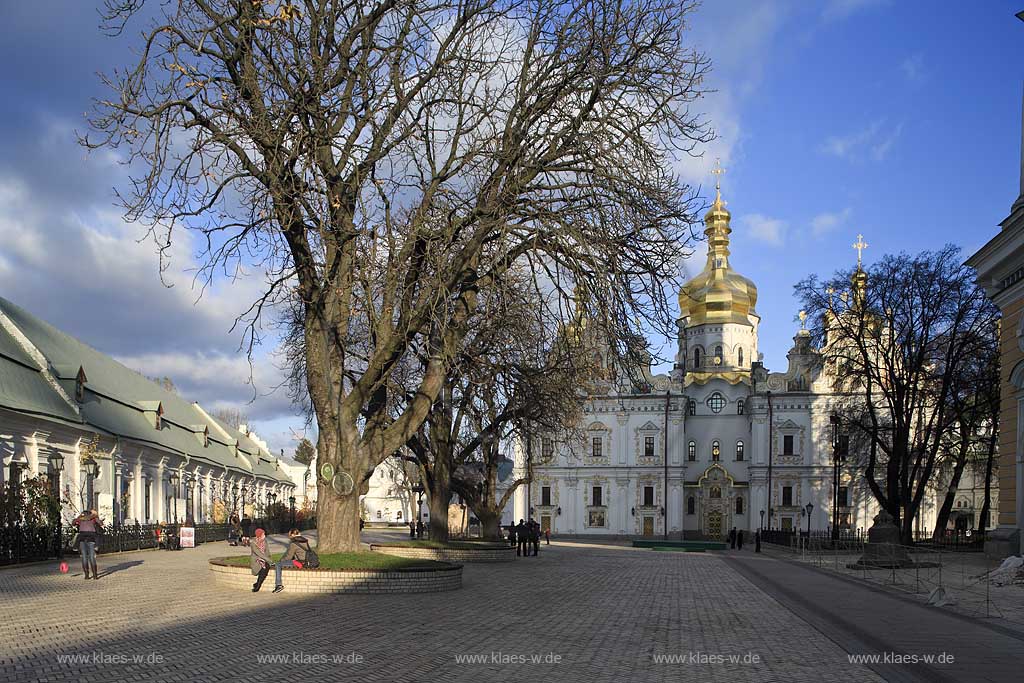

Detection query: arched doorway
xmin=698 ymin=464 xmax=735 ymax=540
xmin=707 ymin=511 xmax=723 ymax=539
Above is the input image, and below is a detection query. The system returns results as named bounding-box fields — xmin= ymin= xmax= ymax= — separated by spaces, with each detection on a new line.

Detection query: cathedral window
xmin=693 ymin=348 xmax=701 ymax=368
xmin=782 ymin=486 xmax=793 ymax=506
xmin=644 ymin=436 xmax=655 ymax=458
xmin=643 ymin=486 xmax=654 ymax=506
xmin=687 ymin=441 xmax=696 ymax=461
xmin=710 ymin=486 xmax=721 ymax=499
xmin=592 ymin=437 xmax=603 ymax=459
xmin=737 ymin=399 xmax=745 ymax=415
xmin=735 ymin=440 xmax=744 ymax=461
xmin=688 ymin=400 xmax=696 ymax=416
xmin=736 ymin=497 xmax=744 ymax=514
xmin=542 ymin=486 xmax=551 ymax=506
xmin=714 ymin=346 xmax=723 ymax=364
xmin=542 ymin=438 xmax=554 ymax=461
xmin=711 ymin=440 xmax=720 ymax=461
xmin=783 ymin=435 xmax=794 ymax=455
xmin=838 ymin=486 xmax=849 ymax=507
xmin=687 ymin=496 xmax=695 ymax=515
xmin=592 ymin=486 xmax=603 ymax=507
xmin=737 ymin=348 xmax=744 ymax=367
xmin=707 ymin=392 xmax=726 ymax=413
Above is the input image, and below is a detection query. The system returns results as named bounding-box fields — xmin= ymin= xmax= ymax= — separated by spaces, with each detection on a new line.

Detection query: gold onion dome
xmin=678 ymin=183 xmax=758 ymax=327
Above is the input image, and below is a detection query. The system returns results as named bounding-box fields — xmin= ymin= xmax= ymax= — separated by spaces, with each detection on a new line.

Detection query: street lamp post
xmin=84 ymin=459 xmax=100 ymax=513
xmin=50 ymin=452 xmax=65 ymax=558
xmin=169 ymin=472 xmax=179 ymax=524
xmin=231 ymin=483 xmax=239 ymax=516
xmin=759 ymin=509 xmax=765 ymax=531
xmin=289 ymin=496 xmax=296 ymax=527
xmin=804 ymin=502 xmax=814 ymax=542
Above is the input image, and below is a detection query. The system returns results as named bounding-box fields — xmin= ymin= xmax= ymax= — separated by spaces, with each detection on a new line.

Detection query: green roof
xmin=0 ymin=296 xmax=291 ymax=485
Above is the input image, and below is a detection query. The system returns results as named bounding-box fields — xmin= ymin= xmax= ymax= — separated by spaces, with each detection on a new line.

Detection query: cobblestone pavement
xmin=0 ymin=531 xmax=889 ymax=683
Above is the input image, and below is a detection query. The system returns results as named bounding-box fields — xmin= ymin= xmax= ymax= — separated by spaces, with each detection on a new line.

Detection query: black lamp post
xmin=50 ymin=452 xmax=65 ymax=557
xmin=169 ymin=472 xmax=179 ymax=524
xmin=804 ymin=502 xmax=813 ymax=538
xmin=231 ymin=483 xmax=239 ymax=516
xmin=759 ymin=509 xmax=765 ymax=531
xmin=84 ymin=458 xmax=100 ymax=513
xmin=289 ymin=495 xmax=296 ymax=527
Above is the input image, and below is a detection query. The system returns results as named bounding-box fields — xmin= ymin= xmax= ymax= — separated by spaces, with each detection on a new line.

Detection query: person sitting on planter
xmin=250 ymin=528 xmax=273 ymax=592
xmin=269 ymin=528 xmax=319 ymax=594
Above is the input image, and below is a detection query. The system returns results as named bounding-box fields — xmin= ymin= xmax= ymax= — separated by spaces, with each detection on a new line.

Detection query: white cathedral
xmin=512 ymin=180 xmax=968 ymax=540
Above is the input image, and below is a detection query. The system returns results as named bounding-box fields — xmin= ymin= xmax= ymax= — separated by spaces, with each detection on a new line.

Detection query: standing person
xmin=73 ymin=509 xmax=103 ymax=580
xmin=544 ymin=527 xmax=550 ymax=545
xmin=529 ymin=519 xmax=540 ymax=556
xmin=508 ymin=523 xmax=517 ymax=548
xmin=409 ymin=520 xmax=416 ymax=539
xmin=240 ymin=515 xmax=253 ymax=547
xmin=250 ymin=528 xmax=273 ymax=592
xmin=516 ymin=519 xmax=527 ymax=557
xmin=729 ymin=526 xmax=737 ymax=549
xmin=755 ymin=529 xmax=762 ymax=553
xmin=228 ymin=515 xmax=242 ymax=546
xmin=737 ymin=529 xmax=744 ymax=550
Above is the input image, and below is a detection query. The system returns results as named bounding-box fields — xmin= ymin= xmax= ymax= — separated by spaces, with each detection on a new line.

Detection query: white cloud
xmin=821 ymin=119 xmax=902 ymax=162
xmin=740 ymin=213 xmax=787 ymax=246
xmin=811 ymin=207 xmax=853 ymax=238
xmin=900 ymin=53 xmax=926 ymax=82
xmin=821 ymin=0 xmax=887 ymax=22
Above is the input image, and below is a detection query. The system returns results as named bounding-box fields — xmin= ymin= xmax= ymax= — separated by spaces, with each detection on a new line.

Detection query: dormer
xmin=192 ymin=425 xmax=210 ymax=448
xmin=74 ymin=365 xmax=87 ymax=402
xmin=139 ymin=401 xmax=164 ymax=429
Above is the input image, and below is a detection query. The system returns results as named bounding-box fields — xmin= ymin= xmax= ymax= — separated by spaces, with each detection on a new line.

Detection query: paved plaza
xmin=0 ymin=530 xmax=1021 ymax=682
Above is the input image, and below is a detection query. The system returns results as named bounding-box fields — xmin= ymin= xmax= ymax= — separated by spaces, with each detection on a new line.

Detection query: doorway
xmin=642 ymin=516 xmax=654 ymax=536
xmin=541 ymin=515 xmax=551 ymax=534
xmin=708 ymin=511 xmax=722 ymax=539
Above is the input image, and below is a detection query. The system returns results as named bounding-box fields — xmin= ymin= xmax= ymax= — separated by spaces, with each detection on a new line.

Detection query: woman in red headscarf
xmin=249 ymin=528 xmax=273 ymax=592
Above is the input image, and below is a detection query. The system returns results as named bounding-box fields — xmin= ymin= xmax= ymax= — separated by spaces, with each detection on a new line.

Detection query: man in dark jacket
xmin=729 ymin=527 xmax=737 ymax=549
xmin=516 ymin=520 xmax=528 ymax=557
xmin=737 ymin=529 xmax=744 ymax=550
xmin=271 ymin=528 xmax=317 ymax=593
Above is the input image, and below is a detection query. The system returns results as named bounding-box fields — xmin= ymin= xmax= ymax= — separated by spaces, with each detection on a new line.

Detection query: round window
xmin=707 ymin=392 xmax=726 ymax=413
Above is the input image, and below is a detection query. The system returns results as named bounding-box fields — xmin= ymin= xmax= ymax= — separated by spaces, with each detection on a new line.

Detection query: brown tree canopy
xmin=87 ymin=0 xmax=712 ymax=550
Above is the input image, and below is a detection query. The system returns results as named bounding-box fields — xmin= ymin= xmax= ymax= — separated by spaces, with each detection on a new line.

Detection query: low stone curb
xmin=208 ymin=557 xmax=463 ymax=593
xmin=370 ymin=543 xmax=516 ymax=563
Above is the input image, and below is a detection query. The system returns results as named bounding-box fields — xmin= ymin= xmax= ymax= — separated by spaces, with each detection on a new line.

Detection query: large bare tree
xmin=796 ymin=246 xmax=999 ymax=544
xmin=87 ymin=0 xmax=711 ymax=551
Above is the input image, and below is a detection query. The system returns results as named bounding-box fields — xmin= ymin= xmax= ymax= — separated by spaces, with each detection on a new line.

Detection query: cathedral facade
xmin=513 ymin=182 xmax=953 ymax=539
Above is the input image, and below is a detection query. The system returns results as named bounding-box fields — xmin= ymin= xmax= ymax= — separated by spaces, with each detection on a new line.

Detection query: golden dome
xmin=678 ymin=187 xmax=758 ymax=327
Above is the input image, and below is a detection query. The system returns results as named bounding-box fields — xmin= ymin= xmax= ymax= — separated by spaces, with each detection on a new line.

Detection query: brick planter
xmin=208 ymin=558 xmax=462 ymax=593
xmin=370 ymin=543 xmax=516 ymax=563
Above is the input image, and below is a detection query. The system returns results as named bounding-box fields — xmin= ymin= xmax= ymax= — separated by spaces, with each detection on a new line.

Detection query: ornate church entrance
xmin=698 ymin=464 xmax=735 ymax=540
xmin=642 ymin=516 xmax=654 ymax=536
xmin=707 ymin=511 xmax=722 ymax=539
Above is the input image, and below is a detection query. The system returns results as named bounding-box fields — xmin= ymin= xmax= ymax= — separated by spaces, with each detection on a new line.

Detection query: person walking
xmin=415 ymin=519 xmax=423 ymax=539
xmin=250 ymin=528 xmax=273 ymax=592
xmin=544 ymin=527 xmax=550 ymax=545
xmin=755 ymin=529 xmax=762 ymax=553
xmin=729 ymin=526 xmax=737 ymax=549
xmin=228 ymin=515 xmax=242 ymax=546
xmin=529 ymin=519 xmax=540 ymax=556
xmin=508 ymin=523 xmax=517 ymax=548
xmin=516 ymin=519 xmax=527 ymax=557
xmin=73 ymin=509 xmax=103 ymax=579
xmin=737 ymin=529 xmax=744 ymax=550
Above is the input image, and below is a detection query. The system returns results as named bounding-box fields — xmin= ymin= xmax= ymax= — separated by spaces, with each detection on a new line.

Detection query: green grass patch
xmin=218 ymin=552 xmax=450 ymax=571
xmin=376 ymin=540 xmax=507 ymax=550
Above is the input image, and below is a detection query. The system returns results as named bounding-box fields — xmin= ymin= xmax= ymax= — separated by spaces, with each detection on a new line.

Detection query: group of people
xmin=228 ymin=514 xmax=255 ymax=547
xmin=507 ymin=519 xmax=547 ymax=557
xmin=249 ymin=527 xmax=318 ymax=593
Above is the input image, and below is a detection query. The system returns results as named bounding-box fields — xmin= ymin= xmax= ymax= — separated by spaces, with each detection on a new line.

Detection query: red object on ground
xmin=59 ymin=562 xmax=68 ymax=574
xmin=292 ymin=560 xmax=303 ymax=568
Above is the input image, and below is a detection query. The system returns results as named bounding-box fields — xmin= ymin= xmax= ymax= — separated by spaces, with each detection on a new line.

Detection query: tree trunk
xmin=932 ymin=441 xmax=968 ymax=540
xmin=978 ymin=428 xmax=997 ymax=532
xmin=315 ymin=480 xmax=362 ymax=552
xmin=428 ymin=479 xmax=452 ymax=543
xmin=478 ymin=509 xmax=503 ymax=541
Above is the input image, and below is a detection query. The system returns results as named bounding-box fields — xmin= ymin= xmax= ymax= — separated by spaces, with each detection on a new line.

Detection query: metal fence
xmin=0 ymin=516 xmax=318 ymax=566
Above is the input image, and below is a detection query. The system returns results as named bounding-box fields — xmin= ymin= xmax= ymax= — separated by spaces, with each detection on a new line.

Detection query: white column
xmin=154 ymin=463 xmax=165 ymax=523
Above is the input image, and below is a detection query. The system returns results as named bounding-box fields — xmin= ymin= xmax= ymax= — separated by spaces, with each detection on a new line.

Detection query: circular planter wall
xmin=370 ymin=543 xmax=516 ymax=563
xmin=208 ymin=558 xmax=462 ymax=593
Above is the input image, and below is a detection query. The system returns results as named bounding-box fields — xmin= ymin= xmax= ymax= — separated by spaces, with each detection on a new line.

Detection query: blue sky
xmin=1 ymin=1 xmax=1022 ymax=456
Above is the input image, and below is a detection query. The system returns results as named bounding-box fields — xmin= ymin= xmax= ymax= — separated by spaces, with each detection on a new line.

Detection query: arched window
xmin=688 ymin=400 xmax=696 ymax=416
xmin=687 ymin=496 xmax=695 ymax=515
xmin=715 ymin=345 xmax=723 ymax=364
xmin=737 ymin=347 xmax=744 ymax=367
xmin=737 ymin=399 xmax=745 ymax=415
xmin=735 ymin=497 xmax=744 ymax=514
xmin=693 ymin=347 xmax=701 ymax=368
xmin=687 ymin=441 xmax=696 ymax=461
xmin=736 ymin=440 xmax=744 ymax=461
xmin=712 ymin=440 xmax=720 ymax=461
xmin=710 ymin=485 xmax=721 ymax=499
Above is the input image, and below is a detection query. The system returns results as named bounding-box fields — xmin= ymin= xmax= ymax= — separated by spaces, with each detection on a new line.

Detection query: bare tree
xmin=212 ymin=407 xmax=249 ymax=431
xmin=796 ymin=246 xmax=999 ymax=544
xmin=87 ymin=0 xmax=711 ymax=551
